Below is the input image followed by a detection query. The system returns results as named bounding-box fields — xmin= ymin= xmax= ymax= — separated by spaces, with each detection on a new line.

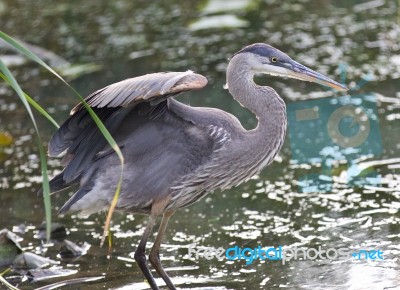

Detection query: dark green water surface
xmin=0 ymin=0 xmax=399 ymax=289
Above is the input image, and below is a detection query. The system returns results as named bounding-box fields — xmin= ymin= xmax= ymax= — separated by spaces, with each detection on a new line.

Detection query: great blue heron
xmin=47 ymin=43 xmax=347 ymax=289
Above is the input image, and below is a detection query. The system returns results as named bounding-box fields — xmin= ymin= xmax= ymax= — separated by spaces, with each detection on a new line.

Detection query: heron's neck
xmin=226 ymin=58 xmax=287 ymax=137
xmin=225 ymin=58 xmax=287 ymax=174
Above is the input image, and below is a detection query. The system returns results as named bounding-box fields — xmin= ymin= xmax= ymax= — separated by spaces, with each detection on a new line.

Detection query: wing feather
xmin=71 ymin=71 xmax=207 ymax=112
xmin=48 ymin=71 xmax=207 ymax=184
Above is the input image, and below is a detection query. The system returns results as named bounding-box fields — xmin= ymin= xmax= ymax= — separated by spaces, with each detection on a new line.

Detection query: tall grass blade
xmin=101 ymin=165 xmax=124 ymax=248
xmin=0 ymin=60 xmax=52 ymax=242
xmin=0 ymin=31 xmax=124 ymax=246
xmin=0 ymin=72 xmax=59 ymax=129
xmin=0 ymin=268 xmax=20 ymax=290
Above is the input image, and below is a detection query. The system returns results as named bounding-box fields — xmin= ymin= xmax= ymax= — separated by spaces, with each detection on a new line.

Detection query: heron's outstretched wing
xmin=70 ymin=71 xmax=207 ymax=113
xmin=48 ymin=71 xmax=207 ymax=185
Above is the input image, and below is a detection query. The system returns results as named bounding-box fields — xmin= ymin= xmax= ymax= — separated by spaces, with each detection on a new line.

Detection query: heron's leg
xmin=134 ymin=213 xmax=159 ymax=290
xmin=149 ymin=210 xmax=176 ymax=290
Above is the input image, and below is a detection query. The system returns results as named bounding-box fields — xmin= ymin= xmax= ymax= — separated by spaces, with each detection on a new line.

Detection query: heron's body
xmin=47 ymin=44 xmax=346 ymax=290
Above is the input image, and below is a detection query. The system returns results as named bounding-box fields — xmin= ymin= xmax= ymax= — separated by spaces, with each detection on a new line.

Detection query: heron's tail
xmin=37 ymin=171 xmax=77 ymax=196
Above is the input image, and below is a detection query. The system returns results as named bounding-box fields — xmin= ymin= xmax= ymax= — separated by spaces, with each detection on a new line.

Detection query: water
xmin=0 ymin=0 xmax=399 ymax=289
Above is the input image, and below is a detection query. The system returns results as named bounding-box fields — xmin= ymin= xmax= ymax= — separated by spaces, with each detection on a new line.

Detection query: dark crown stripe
xmin=231 ymin=43 xmax=279 ymax=58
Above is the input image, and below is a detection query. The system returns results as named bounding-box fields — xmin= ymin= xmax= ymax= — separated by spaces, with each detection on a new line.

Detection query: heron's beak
xmin=286 ymin=60 xmax=348 ymax=92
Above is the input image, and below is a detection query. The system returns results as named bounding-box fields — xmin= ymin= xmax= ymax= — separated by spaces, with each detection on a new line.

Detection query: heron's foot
xmin=149 ymin=250 xmax=177 ymax=290
xmin=134 ymin=247 xmax=160 ymax=290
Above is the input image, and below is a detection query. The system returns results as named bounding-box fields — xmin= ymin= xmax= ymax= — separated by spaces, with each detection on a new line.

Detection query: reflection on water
xmin=0 ymin=0 xmax=399 ymax=289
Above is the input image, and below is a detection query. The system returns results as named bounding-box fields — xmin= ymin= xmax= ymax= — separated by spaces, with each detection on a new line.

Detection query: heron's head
xmin=232 ymin=43 xmax=348 ymax=92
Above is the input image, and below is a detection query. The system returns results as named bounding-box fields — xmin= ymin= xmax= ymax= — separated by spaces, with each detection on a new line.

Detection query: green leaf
xmin=0 ymin=268 xmax=20 ymax=290
xmin=0 ymin=72 xmax=59 ymax=129
xmin=0 ymin=59 xmax=52 ymax=242
xmin=0 ymin=31 xmax=124 ymax=246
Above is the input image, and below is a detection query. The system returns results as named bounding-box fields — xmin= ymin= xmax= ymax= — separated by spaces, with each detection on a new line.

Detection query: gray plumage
xmin=47 ymin=43 xmax=347 ymax=290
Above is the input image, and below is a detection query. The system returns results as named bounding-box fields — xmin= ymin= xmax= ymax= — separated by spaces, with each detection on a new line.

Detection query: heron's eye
xmin=270 ymin=57 xmax=278 ymax=63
